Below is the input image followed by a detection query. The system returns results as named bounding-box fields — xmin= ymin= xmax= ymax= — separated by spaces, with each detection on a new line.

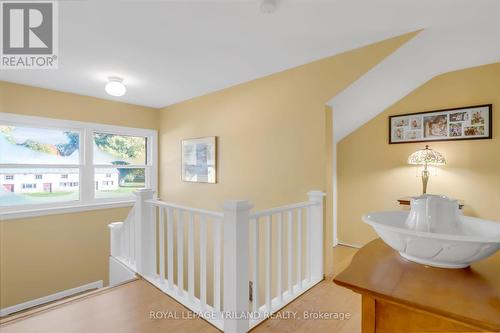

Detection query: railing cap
xmin=133 ymin=188 xmax=155 ymax=197
xmin=108 ymin=221 xmax=124 ymax=229
xmin=307 ymin=190 xmax=326 ymax=201
xmin=223 ymin=200 xmax=254 ymax=212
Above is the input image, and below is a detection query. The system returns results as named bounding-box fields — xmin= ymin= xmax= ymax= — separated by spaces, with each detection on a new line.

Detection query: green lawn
xmin=25 ymin=191 xmax=75 ymax=198
xmin=1 ymin=191 xmax=79 ymax=206
xmin=1 ymin=184 xmax=145 ymax=206
xmin=120 ymin=182 xmax=144 ymax=188
xmin=95 ymin=185 xmax=144 ymax=199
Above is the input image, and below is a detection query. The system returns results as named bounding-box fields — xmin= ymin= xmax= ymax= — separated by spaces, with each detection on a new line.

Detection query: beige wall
xmin=0 ymin=82 xmax=159 ymax=128
xmin=338 ymin=62 xmax=500 ymax=246
xmin=0 ymin=82 xmax=159 ymax=308
xmin=0 ymin=208 xmax=132 ymax=307
xmin=158 ymin=32 xmax=418 ymax=276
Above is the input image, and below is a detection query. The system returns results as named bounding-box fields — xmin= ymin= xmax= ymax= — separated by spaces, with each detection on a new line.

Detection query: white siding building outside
xmin=1 ymin=169 xmax=119 ymax=194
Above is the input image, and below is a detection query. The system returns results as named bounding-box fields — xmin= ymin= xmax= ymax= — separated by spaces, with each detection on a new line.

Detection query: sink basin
xmin=363 ymin=195 xmax=500 ymax=268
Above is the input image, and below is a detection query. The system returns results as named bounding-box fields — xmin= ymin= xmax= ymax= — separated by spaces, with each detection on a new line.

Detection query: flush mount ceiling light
xmin=260 ymin=0 xmax=277 ymax=13
xmin=105 ymin=77 xmax=126 ymax=97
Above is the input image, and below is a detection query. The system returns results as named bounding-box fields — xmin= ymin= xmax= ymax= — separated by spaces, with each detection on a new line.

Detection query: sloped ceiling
xmin=329 ymin=6 xmax=500 ymax=141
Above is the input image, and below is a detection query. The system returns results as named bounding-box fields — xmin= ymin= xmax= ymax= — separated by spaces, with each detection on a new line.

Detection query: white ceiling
xmin=1 ymin=1 xmax=499 ymax=119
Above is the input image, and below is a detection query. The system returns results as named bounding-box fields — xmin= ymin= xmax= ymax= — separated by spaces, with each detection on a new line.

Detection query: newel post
xmin=223 ymin=200 xmax=253 ymax=333
xmin=134 ymin=188 xmax=156 ymax=278
xmin=108 ymin=222 xmax=124 ymax=258
xmin=308 ymin=190 xmax=326 ymax=281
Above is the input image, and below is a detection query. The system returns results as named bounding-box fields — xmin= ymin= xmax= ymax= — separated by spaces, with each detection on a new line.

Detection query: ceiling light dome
xmin=105 ymin=77 xmax=126 ymax=97
xmin=260 ymin=0 xmax=277 ymax=13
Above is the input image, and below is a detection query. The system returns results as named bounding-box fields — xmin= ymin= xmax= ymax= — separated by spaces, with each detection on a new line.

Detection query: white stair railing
xmin=247 ymin=191 xmax=325 ymax=329
xmin=145 ymin=195 xmax=226 ymax=330
xmin=108 ymin=206 xmax=136 ymax=271
xmin=108 ymin=189 xmax=325 ymax=333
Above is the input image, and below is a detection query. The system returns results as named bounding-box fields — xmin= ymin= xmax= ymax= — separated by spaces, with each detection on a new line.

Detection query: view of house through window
xmin=0 ymin=168 xmax=80 ymax=206
xmin=0 ymin=118 xmax=155 ymax=209
xmin=0 ymin=125 xmax=81 ymax=206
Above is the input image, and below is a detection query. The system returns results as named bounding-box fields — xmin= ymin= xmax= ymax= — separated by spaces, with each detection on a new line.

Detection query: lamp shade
xmin=408 ymin=145 xmax=446 ymax=166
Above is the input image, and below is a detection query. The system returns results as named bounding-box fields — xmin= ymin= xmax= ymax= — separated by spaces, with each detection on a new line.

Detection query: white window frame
xmin=0 ymin=112 xmax=158 ymax=220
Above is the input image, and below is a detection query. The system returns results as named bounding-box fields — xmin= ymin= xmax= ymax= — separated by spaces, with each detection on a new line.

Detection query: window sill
xmin=0 ymin=200 xmax=135 ymax=221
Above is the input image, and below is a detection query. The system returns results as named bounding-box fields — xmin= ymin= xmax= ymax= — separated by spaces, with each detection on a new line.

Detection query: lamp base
xmin=421 ymin=169 xmax=429 ymax=194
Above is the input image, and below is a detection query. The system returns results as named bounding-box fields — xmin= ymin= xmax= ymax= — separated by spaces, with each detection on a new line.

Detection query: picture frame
xmin=389 ymin=104 xmax=492 ymax=144
xmin=181 ymin=136 xmax=217 ymax=183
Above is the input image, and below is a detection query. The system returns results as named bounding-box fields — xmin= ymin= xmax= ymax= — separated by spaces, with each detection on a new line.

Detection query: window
xmin=0 ymin=113 xmax=157 ymax=214
xmin=93 ymin=133 xmax=147 ymax=199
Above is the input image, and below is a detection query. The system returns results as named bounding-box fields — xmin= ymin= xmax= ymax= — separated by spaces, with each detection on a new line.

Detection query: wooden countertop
xmin=333 ymin=239 xmax=500 ymax=332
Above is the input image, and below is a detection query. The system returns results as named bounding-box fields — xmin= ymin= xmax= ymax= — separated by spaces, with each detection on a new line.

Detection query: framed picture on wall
xmin=181 ymin=136 xmax=217 ymax=183
xmin=389 ymin=104 xmax=492 ymax=144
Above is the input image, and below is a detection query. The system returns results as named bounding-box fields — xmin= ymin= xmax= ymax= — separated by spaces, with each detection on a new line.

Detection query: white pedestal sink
xmin=363 ymin=195 xmax=500 ymax=268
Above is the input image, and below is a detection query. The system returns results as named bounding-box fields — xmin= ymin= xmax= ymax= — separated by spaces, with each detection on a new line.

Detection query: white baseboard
xmin=0 ymin=280 xmax=103 ymax=317
xmin=336 ymin=241 xmax=363 ymax=249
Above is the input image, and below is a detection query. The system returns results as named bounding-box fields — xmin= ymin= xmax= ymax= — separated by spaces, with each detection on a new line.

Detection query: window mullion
xmin=81 ymin=128 xmax=94 ymax=202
